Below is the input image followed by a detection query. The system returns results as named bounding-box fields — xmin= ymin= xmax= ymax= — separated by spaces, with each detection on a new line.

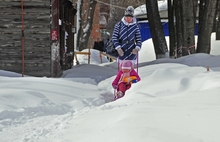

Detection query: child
xmin=112 ymin=60 xmax=141 ymax=100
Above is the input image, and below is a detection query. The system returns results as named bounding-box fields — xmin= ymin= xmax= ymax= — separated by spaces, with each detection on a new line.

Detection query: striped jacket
xmin=112 ymin=17 xmax=142 ymax=60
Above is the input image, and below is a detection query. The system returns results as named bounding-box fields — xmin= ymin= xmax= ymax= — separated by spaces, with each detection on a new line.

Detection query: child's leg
xmin=126 ymin=84 xmax=131 ymax=90
xmin=117 ymin=83 xmax=127 ymax=97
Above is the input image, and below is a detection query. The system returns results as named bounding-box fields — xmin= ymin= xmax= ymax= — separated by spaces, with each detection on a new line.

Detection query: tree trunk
xmin=145 ymin=0 xmax=169 ymax=59
xmin=168 ymin=0 xmax=176 ymax=58
xmin=78 ymin=0 xmax=97 ymax=51
xmin=197 ymin=0 xmax=217 ymax=53
xmin=76 ymin=0 xmax=83 ymax=50
xmin=216 ymin=0 xmax=220 ymax=40
xmin=174 ymin=0 xmax=183 ymax=58
xmin=193 ymin=0 xmax=199 ymax=24
xmin=181 ymin=0 xmax=195 ymax=56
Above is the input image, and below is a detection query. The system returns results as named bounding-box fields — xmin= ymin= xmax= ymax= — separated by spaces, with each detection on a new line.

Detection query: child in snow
xmin=112 ymin=60 xmax=141 ymax=99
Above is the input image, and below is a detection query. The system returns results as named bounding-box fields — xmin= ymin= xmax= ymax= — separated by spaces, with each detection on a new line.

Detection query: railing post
xmin=99 ymin=51 xmax=103 ymax=63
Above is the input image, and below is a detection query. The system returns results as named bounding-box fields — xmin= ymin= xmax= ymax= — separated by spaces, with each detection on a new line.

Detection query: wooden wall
xmin=0 ymin=0 xmax=54 ymax=77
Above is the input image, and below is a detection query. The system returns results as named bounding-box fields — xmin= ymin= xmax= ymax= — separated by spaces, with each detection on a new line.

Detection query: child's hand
xmin=112 ymin=85 xmax=118 ymax=89
xmin=127 ymin=77 xmax=131 ymax=83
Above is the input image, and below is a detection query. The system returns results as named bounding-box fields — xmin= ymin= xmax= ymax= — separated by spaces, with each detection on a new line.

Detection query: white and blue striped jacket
xmin=112 ymin=17 xmax=142 ymax=60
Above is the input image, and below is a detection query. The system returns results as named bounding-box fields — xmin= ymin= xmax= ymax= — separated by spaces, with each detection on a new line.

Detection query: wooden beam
xmin=99 ymin=52 xmax=117 ymax=61
xmin=75 ymin=51 xmax=90 ymax=55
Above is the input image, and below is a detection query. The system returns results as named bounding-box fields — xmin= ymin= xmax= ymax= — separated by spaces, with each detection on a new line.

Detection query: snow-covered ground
xmin=0 ymin=34 xmax=220 ymax=142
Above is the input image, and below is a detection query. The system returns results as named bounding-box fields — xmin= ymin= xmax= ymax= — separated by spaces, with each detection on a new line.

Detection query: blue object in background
xmin=137 ymin=21 xmax=199 ymax=42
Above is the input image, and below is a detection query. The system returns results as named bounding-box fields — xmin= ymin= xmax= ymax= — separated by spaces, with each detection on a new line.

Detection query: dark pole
xmin=21 ymin=0 xmax=25 ymax=77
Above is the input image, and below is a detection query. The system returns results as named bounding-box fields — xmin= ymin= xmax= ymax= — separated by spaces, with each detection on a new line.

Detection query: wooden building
xmin=0 ymin=0 xmax=76 ymax=77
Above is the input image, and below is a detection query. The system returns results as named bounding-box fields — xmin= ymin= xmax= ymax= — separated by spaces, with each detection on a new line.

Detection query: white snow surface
xmin=1 ymin=35 xmax=220 ymax=142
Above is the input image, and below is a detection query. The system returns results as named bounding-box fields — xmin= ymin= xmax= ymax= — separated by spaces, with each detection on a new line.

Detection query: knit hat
xmin=121 ymin=60 xmax=133 ymax=70
xmin=124 ymin=6 xmax=134 ymax=17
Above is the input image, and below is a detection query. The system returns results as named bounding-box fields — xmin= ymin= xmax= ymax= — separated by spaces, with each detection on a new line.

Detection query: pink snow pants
xmin=117 ymin=82 xmax=131 ymax=95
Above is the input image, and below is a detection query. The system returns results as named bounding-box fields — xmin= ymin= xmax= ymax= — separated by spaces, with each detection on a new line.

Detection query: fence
xmin=74 ymin=50 xmax=117 ymax=65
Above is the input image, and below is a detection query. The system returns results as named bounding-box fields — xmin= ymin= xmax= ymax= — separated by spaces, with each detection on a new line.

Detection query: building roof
xmin=134 ymin=0 xmax=168 ymax=19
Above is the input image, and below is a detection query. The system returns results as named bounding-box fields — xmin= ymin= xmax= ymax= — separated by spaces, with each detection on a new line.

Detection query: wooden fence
xmin=74 ymin=50 xmax=117 ymax=65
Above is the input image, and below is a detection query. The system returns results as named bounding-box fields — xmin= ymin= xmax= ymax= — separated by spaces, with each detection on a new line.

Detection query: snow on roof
xmin=134 ymin=0 xmax=168 ymax=17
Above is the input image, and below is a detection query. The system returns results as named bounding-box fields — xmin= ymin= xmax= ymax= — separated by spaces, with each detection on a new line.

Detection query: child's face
xmin=122 ymin=69 xmax=131 ymax=73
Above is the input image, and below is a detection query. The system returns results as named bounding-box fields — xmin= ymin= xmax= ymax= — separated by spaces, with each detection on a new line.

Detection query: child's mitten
xmin=112 ymin=85 xmax=118 ymax=89
xmin=132 ymin=79 xmax=138 ymax=83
